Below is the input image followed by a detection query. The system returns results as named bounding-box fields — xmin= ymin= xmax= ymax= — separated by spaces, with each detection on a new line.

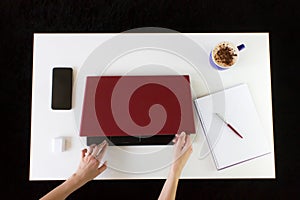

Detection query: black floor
xmin=1 ymin=0 xmax=299 ymax=199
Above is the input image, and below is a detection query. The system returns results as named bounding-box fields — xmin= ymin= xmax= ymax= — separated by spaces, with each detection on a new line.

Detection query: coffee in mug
xmin=210 ymin=41 xmax=245 ymax=70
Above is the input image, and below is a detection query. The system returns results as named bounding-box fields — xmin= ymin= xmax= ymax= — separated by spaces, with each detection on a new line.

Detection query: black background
xmin=1 ymin=0 xmax=299 ymax=199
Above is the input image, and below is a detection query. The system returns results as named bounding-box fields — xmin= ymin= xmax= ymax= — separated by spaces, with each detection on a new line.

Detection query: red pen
xmin=215 ymin=113 xmax=243 ymax=139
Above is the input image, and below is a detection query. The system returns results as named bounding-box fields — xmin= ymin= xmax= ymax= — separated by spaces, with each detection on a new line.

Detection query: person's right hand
xmin=171 ymin=132 xmax=193 ymax=178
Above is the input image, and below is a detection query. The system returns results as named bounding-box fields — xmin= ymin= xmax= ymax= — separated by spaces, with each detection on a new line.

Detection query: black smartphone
xmin=51 ymin=67 xmax=73 ymax=110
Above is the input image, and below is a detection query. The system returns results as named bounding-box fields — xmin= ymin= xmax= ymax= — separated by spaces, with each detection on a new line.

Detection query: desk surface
xmin=30 ymin=33 xmax=275 ymax=180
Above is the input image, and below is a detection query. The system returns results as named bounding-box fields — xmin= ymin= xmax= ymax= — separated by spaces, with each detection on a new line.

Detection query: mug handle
xmin=237 ymin=44 xmax=246 ymax=51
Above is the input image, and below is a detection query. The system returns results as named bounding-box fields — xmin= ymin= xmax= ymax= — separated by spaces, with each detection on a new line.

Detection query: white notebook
xmin=194 ymin=83 xmax=271 ymax=170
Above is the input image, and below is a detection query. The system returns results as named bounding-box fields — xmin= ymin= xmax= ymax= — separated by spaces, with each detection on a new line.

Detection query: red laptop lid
xmin=79 ymin=75 xmax=195 ymax=137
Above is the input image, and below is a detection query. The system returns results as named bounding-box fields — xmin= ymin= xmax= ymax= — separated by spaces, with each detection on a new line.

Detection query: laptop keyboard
xmin=87 ymin=135 xmax=175 ymax=146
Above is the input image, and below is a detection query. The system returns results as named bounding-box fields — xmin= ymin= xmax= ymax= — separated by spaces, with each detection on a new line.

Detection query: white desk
xmin=30 ymin=33 xmax=275 ymax=180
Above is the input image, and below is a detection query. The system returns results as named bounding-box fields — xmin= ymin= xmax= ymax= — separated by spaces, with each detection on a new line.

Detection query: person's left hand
xmin=74 ymin=140 xmax=108 ymax=183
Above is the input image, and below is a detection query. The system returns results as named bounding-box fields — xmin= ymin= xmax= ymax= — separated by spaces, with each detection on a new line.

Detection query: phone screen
xmin=51 ymin=67 xmax=73 ymax=110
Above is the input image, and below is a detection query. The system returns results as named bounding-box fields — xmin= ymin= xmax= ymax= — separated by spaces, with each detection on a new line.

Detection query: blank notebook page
xmin=194 ymin=83 xmax=270 ymax=170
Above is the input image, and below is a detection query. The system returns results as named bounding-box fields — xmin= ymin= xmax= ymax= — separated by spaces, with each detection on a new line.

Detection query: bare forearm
xmin=158 ymin=171 xmax=180 ymax=200
xmin=40 ymin=174 xmax=87 ymax=200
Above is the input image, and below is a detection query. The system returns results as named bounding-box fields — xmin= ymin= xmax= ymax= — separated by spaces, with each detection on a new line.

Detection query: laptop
xmin=79 ymin=75 xmax=195 ymax=145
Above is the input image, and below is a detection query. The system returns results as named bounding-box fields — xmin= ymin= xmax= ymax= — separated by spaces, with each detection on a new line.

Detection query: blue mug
xmin=209 ymin=42 xmax=245 ymax=70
